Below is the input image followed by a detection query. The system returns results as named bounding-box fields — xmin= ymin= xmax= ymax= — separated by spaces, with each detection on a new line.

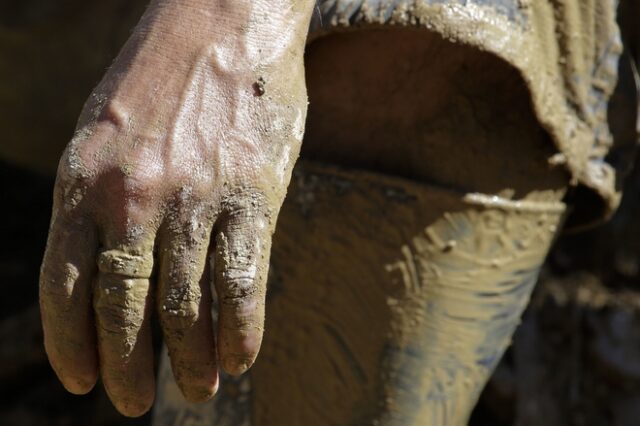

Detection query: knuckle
xmin=114 ymin=168 xmax=159 ymax=198
xmin=94 ymin=302 xmax=143 ymax=335
xmin=98 ymin=250 xmax=153 ymax=279
xmin=163 ymin=193 xmax=216 ymax=237
xmin=55 ymin=157 xmax=92 ymax=212
xmin=222 ymin=189 xmax=274 ymax=219
xmin=98 ymin=162 xmax=164 ymax=207
xmin=160 ymin=291 xmax=201 ymax=332
xmin=124 ymin=165 xmax=161 ymax=189
xmin=39 ymin=262 xmax=80 ymax=303
xmin=160 ymin=302 xmax=200 ymax=332
xmin=58 ymin=136 xmax=93 ymax=184
xmin=94 ymin=277 xmax=148 ymax=333
xmin=216 ymin=235 xmax=269 ymax=309
xmin=219 ymin=274 xmax=261 ymax=306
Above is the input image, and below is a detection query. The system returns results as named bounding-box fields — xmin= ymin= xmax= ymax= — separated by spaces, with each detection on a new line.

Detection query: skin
xmin=33 ymin=0 xmax=630 ymax=422
xmin=39 ymin=0 xmax=316 ymax=417
xmin=155 ymin=23 xmax=573 ymax=426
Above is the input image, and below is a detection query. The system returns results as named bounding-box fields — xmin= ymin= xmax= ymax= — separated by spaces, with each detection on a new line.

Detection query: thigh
xmin=154 ymin=160 xmax=567 ymax=426
xmin=153 ymin=27 xmax=570 ymax=426
xmin=253 ymin=162 xmax=567 ymax=426
xmin=252 ymin=27 xmax=569 ymax=426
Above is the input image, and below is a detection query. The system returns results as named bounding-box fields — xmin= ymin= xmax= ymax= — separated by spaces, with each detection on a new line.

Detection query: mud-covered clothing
xmin=309 ymin=0 xmax=639 ymax=228
xmin=0 ymin=0 xmax=637 ymax=227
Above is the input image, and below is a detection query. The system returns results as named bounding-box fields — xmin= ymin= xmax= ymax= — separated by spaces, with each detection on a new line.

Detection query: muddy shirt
xmin=308 ymin=0 xmax=639 ymax=228
xmin=0 ymin=0 xmax=637 ymax=227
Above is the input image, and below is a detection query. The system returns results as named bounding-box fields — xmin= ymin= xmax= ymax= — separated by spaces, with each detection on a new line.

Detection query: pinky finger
xmin=40 ymin=212 xmax=99 ymax=394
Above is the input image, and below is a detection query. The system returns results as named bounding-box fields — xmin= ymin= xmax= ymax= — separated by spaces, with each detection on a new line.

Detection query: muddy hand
xmin=39 ymin=0 xmax=315 ymax=417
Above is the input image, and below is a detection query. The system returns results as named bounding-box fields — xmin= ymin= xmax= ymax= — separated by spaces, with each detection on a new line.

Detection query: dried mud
xmin=0 ymin=0 xmax=638 ymax=425
xmin=2 ymin=157 xmax=639 ymax=425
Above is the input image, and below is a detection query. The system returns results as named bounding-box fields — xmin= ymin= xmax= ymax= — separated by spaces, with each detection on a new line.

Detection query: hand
xmin=39 ymin=0 xmax=314 ymax=416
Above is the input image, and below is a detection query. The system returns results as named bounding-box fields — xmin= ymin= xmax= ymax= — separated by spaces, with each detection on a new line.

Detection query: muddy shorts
xmin=307 ymin=0 xmax=639 ymax=228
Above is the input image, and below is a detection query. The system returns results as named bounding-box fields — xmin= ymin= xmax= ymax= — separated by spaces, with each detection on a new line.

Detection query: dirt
xmin=0 ymin=153 xmax=637 ymax=425
xmin=0 ymin=1 xmax=638 ymax=424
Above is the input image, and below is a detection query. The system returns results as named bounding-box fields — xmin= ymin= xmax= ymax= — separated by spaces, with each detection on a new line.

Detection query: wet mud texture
xmin=154 ymin=159 xmax=566 ymax=426
xmin=307 ymin=0 xmax=639 ymax=229
xmin=252 ymin=163 xmax=566 ymax=425
xmin=1 ymin=1 xmax=639 ymax=426
xmin=2 ymin=157 xmax=640 ymax=426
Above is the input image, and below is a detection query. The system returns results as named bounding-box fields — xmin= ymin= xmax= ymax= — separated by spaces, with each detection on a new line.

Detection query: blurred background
xmin=1 ymin=1 xmax=639 ymax=425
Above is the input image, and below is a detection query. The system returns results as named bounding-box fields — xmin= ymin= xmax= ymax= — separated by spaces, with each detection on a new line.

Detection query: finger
xmin=213 ymin=198 xmax=274 ymax=376
xmin=40 ymin=211 xmax=99 ymax=394
xmin=158 ymin=217 xmax=218 ymax=403
xmin=94 ymin=239 xmax=155 ymax=417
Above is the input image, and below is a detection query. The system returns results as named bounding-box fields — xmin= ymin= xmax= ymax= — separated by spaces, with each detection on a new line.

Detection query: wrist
xmin=106 ymin=0 xmax=315 ymax=95
xmin=142 ymin=0 xmax=316 ymax=60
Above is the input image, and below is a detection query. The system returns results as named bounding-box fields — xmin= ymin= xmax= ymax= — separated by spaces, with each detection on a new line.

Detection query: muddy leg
xmin=255 ymin=163 xmax=567 ymax=425
xmin=153 ymin=161 xmax=566 ymax=426
xmin=153 ymin=28 xmax=570 ymax=426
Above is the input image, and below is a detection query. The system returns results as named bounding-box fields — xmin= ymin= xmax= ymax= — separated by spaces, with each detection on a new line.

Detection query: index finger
xmin=213 ymin=200 xmax=274 ymax=375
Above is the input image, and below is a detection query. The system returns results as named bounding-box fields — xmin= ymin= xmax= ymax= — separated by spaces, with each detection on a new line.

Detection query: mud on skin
xmin=35 ymin=2 xmax=636 ymax=421
xmin=153 ymin=21 xmax=573 ymax=424
xmin=150 ymin=161 xmax=568 ymax=426
xmin=39 ymin=0 xmax=317 ymax=417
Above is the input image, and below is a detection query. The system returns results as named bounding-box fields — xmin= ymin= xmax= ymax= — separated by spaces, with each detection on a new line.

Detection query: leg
xmin=154 ymin=163 xmax=567 ymax=426
xmin=258 ymin=28 xmax=569 ymax=425
xmin=153 ymin=28 xmax=569 ymax=425
xmin=252 ymin=162 xmax=566 ymax=425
